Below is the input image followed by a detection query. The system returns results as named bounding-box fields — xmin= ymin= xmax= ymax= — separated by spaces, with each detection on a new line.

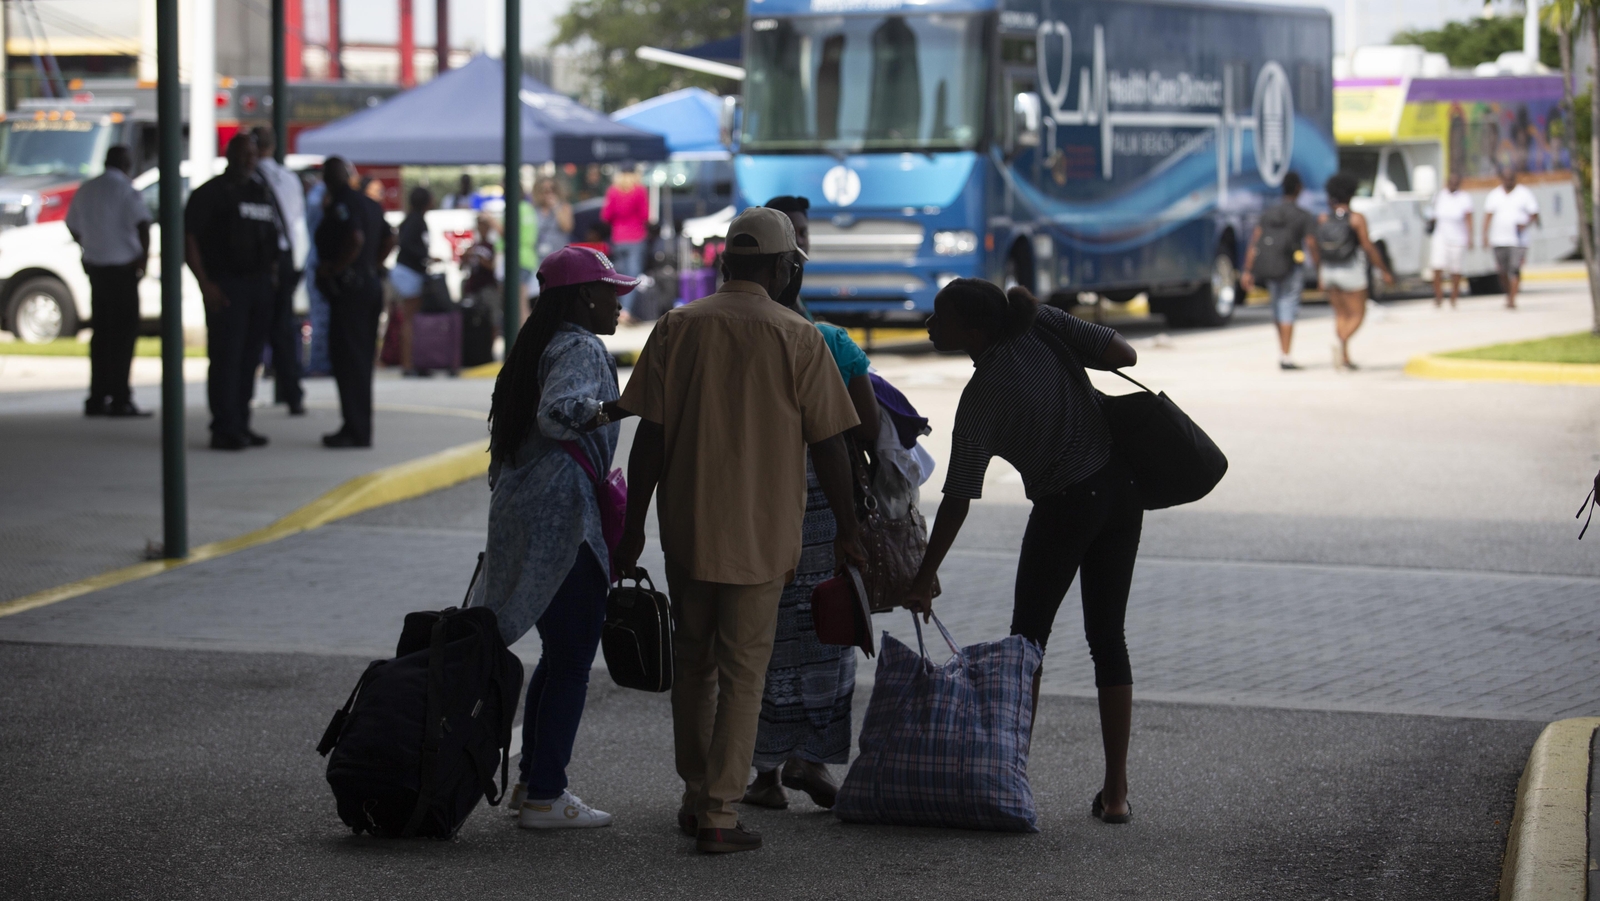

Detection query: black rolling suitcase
xmin=317 ymin=557 xmax=523 ymax=838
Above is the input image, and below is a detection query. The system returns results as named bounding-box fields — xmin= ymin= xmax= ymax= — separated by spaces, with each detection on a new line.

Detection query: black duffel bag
xmin=602 ymin=569 xmax=674 ymax=692
xmin=1098 ymin=370 xmax=1228 ymax=510
xmin=317 ymin=556 xmax=523 ymax=838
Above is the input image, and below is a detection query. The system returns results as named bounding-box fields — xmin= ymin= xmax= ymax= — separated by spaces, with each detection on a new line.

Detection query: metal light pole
xmin=502 ymin=0 xmax=521 ymax=347
xmin=157 ymin=0 xmax=187 ymax=558
xmin=273 ymin=0 xmax=288 ymax=161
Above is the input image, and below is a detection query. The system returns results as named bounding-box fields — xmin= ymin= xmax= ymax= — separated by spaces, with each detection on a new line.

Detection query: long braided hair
xmin=487 ymin=282 xmax=588 ymax=472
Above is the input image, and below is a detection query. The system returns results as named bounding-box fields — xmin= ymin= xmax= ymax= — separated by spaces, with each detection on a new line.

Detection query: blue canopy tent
xmin=609 ymin=88 xmax=727 ymax=159
xmin=297 ymin=55 xmax=667 ymax=165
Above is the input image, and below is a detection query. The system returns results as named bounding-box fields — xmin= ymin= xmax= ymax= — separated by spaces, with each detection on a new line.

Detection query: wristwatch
xmin=591 ymin=406 xmax=611 ymax=428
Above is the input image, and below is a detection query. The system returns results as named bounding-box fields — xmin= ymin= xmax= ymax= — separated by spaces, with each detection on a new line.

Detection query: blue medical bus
xmin=734 ymin=0 xmax=1336 ymax=326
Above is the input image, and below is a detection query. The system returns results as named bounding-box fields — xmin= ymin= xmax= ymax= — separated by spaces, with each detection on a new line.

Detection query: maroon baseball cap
xmin=536 ymin=245 xmax=640 ymax=295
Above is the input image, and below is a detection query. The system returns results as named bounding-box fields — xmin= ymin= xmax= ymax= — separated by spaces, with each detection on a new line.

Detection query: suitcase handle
xmin=618 ymin=567 xmax=657 ymax=593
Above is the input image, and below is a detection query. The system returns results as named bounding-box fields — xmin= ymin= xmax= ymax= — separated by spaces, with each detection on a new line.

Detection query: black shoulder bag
xmin=1036 ymin=323 xmax=1228 ymax=510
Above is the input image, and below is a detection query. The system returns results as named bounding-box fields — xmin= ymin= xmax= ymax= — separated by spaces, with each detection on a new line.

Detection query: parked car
xmin=0 ymin=154 xmax=323 ymax=343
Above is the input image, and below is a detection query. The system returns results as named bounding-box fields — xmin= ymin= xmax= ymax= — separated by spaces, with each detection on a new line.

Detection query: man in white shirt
xmin=1483 ymin=168 xmax=1541 ymax=310
xmin=1428 ymin=171 xmax=1473 ymax=309
xmin=252 ymin=127 xmax=308 ymax=414
xmin=64 ymin=144 xmax=152 ymax=417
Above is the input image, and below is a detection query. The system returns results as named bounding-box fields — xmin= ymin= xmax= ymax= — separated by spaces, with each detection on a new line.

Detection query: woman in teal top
xmin=743 ymin=196 xmax=880 ymax=811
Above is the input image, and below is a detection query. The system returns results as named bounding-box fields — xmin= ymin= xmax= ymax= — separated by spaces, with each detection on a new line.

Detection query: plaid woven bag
xmin=834 ymin=614 xmax=1043 ymax=832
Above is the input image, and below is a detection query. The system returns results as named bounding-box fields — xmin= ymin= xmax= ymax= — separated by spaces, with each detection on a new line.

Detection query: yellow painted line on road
xmin=460 ymin=362 xmax=500 ymax=379
xmin=0 ymin=438 xmax=490 ymax=619
xmin=1498 ymin=716 xmax=1600 ymax=901
xmin=1521 ymin=267 xmax=1587 ymax=283
xmin=1404 ymin=354 xmax=1600 ymax=386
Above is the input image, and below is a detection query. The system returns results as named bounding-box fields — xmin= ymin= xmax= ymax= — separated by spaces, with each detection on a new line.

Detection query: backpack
xmin=601 ymin=569 xmax=674 ymax=692
xmin=317 ymin=557 xmax=523 ymax=838
xmin=1251 ymin=204 xmax=1304 ymax=281
xmin=1316 ymin=209 xmax=1359 ymax=264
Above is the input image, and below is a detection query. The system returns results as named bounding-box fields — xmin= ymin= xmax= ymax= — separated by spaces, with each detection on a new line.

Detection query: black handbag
xmin=1098 ymin=370 xmax=1228 ymax=510
xmin=601 ymin=569 xmax=674 ymax=692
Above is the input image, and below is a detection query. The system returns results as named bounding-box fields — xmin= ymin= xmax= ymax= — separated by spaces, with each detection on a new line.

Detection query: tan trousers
xmin=664 ymin=558 xmax=785 ymax=830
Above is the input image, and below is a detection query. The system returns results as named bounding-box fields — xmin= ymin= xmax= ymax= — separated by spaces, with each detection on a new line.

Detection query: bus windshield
xmin=742 ymin=13 xmax=986 ymax=153
xmin=0 ymin=118 xmax=111 ymax=178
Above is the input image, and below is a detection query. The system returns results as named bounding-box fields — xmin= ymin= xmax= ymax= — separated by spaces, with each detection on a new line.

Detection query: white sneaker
xmin=508 ymin=782 xmax=527 ymax=817
xmin=517 ymin=790 xmax=613 ymax=829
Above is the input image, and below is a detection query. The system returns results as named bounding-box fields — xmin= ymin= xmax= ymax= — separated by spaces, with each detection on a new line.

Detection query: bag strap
xmin=1108 ymin=369 xmax=1154 ymax=394
xmin=907 ymin=610 xmax=961 ymax=660
xmin=560 ymin=439 xmax=600 ymax=483
xmin=401 ymin=616 xmax=449 ymax=837
xmin=1578 ymin=482 xmax=1598 ymax=540
xmin=461 ymin=552 xmax=485 ymax=607
xmin=315 ymin=659 xmax=383 ymax=757
xmin=622 ymin=567 xmax=657 ymax=593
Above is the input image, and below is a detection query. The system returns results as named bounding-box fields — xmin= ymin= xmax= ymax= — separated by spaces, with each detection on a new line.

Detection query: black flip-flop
xmin=1091 ymin=791 xmax=1133 ymax=825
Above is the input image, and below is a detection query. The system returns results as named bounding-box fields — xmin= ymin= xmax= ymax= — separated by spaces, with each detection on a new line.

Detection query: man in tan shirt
xmin=615 ymin=207 xmax=863 ymax=854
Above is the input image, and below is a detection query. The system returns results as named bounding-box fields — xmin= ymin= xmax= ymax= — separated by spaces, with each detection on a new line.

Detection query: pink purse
xmin=560 ymin=440 xmax=627 ymax=581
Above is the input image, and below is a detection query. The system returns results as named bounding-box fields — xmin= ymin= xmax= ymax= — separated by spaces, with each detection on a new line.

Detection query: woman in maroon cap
xmin=480 ymin=245 xmax=635 ymax=830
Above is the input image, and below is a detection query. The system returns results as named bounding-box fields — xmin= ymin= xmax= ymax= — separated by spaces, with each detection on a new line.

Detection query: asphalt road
xmin=0 ymin=641 xmax=1536 ymax=901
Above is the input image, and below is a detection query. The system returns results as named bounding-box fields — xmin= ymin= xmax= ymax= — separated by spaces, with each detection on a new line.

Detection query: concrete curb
xmin=1499 ymin=716 xmax=1599 ymax=901
xmin=1405 ymin=354 xmax=1600 ymax=386
xmin=0 ymin=438 xmax=489 ymax=619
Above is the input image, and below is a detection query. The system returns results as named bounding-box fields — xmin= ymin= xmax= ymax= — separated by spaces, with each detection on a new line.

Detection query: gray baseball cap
xmin=724 ymin=207 xmax=809 ymax=260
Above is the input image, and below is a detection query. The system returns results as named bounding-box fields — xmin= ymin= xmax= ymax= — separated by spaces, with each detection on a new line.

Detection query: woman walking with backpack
xmin=478 ymin=245 xmax=635 ymax=830
xmin=1317 ymin=173 xmax=1395 ymax=371
xmin=903 ymin=279 xmax=1142 ymax=824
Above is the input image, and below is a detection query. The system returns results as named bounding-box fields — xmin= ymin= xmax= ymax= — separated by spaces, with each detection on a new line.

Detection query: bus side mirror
xmin=720 ymin=95 xmax=742 ymax=150
xmin=1012 ymin=93 xmax=1041 ymax=150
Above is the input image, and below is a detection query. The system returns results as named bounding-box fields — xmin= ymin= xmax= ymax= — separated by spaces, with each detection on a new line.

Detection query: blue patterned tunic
xmin=477 ymin=322 xmax=620 ymax=645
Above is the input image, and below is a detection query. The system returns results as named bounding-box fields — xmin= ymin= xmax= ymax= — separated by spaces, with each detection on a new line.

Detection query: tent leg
xmin=502 ymin=0 xmax=521 ymax=349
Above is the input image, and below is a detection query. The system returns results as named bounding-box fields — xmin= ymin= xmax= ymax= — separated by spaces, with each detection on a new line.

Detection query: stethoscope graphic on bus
xmin=1032 ymin=22 xmax=1294 ymax=190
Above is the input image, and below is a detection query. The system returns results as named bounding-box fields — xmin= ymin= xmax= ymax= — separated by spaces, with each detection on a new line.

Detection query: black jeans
xmin=326 ymin=275 xmax=382 ymax=443
xmin=266 ymin=251 xmax=304 ymax=406
xmin=1011 ymin=461 xmax=1144 ymax=688
xmin=205 ymin=275 xmax=274 ymax=442
xmin=519 ymin=547 xmax=609 ymax=799
xmin=84 ymin=262 xmax=141 ymax=406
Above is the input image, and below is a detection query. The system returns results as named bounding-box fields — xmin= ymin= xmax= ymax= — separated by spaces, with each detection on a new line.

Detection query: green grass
xmin=1440 ymin=332 xmax=1600 ymax=365
xmin=0 ymin=337 xmax=205 ymax=358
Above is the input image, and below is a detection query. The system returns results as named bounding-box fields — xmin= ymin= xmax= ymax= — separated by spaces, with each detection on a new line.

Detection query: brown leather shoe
xmin=677 ymin=809 xmax=697 ymax=837
xmin=696 ymin=822 xmax=762 ymax=854
xmin=740 ymin=770 xmax=787 ymax=809
xmin=781 ymin=758 xmax=839 ymax=809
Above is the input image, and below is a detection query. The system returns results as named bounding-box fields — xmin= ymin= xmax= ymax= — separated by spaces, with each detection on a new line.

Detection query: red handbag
xmin=810 ymin=564 xmax=875 ymax=657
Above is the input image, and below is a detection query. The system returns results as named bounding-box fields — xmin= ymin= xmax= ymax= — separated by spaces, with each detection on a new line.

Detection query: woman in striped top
xmin=905 ymin=278 xmax=1142 ymax=824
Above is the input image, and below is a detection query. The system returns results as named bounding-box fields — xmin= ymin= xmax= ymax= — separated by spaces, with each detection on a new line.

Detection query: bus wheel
xmin=1168 ymin=249 xmax=1238 ymax=328
xmin=7 ymin=277 xmax=76 ymax=343
xmin=1003 ymin=243 xmax=1034 ymax=295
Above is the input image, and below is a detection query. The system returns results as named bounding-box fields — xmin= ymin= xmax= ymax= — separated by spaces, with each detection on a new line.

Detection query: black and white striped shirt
xmin=943 ymin=305 xmax=1116 ymax=500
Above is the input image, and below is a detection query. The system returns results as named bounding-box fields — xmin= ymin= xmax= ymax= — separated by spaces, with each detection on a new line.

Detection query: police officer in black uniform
xmin=314 ymin=156 xmax=393 ymax=448
xmin=184 ymin=133 xmax=283 ymax=451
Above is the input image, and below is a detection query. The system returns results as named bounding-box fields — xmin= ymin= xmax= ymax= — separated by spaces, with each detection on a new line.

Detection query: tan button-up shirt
xmin=620 ymin=280 xmax=859 ymax=584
